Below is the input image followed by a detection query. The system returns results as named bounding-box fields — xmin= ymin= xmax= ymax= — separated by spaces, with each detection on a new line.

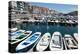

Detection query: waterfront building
xmin=9 ymin=1 xmax=78 ymax=24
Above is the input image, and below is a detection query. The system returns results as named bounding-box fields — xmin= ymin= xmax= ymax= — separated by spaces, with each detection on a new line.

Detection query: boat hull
xmin=16 ymin=42 xmax=35 ymax=52
xmin=50 ymin=32 xmax=63 ymax=51
xmin=36 ymin=33 xmax=51 ymax=51
xmin=9 ymin=31 xmax=32 ymax=45
xmin=16 ymin=32 xmax=41 ymax=52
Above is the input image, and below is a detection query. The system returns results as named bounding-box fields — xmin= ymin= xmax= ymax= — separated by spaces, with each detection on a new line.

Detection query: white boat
xmin=9 ymin=30 xmax=24 ymax=41
xmin=68 ymin=20 xmax=74 ymax=24
xmin=50 ymin=32 xmax=63 ymax=51
xmin=66 ymin=21 xmax=69 ymax=23
xmin=36 ymin=33 xmax=51 ymax=51
xmin=55 ymin=20 xmax=59 ymax=23
xmin=64 ymin=34 xmax=78 ymax=49
xmin=10 ymin=28 xmax=18 ymax=32
xmin=16 ymin=32 xmax=41 ymax=52
xmin=10 ymin=30 xmax=25 ymax=36
xmin=9 ymin=30 xmax=32 ymax=44
xmin=73 ymin=33 xmax=78 ymax=42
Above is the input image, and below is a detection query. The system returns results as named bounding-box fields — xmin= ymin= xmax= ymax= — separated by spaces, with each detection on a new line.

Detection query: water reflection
xmin=20 ymin=22 xmax=78 ymax=37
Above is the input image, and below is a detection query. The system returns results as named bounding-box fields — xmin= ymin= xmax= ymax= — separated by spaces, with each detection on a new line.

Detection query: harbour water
xmin=19 ymin=22 xmax=78 ymax=37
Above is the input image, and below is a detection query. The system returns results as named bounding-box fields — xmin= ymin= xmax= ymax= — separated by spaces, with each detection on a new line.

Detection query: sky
xmin=30 ymin=2 xmax=78 ymax=14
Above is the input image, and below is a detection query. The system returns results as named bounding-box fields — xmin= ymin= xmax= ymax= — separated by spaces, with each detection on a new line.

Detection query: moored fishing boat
xmin=73 ymin=33 xmax=78 ymax=42
xmin=9 ymin=30 xmax=32 ymax=45
xmin=16 ymin=32 xmax=41 ymax=52
xmin=36 ymin=33 xmax=51 ymax=51
xmin=9 ymin=27 xmax=18 ymax=32
xmin=9 ymin=29 xmax=25 ymax=36
xmin=50 ymin=32 xmax=63 ymax=51
xmin=64 ymin=34 xmax=78 ymax=50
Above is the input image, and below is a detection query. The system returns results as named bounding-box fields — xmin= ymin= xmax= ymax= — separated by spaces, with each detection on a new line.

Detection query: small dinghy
xmin=9 ymin=27 xmax=18 ymax=32
xmin=36 ymin=33 xmax=51 ymax=51
xmin=64 ymin=34 xmax=78 ymax=50
xmin=9 ymin=30 xmax=25 ymax=36
xmin=73 ymin=33 xmax=78 ymax=42
xmin=50 ymin=32 xmax=63 ymax=51
xmin=9 ymin=30 xmax=32 ymax=44
xmin=16 ymin=32 xmax=41 ymax=52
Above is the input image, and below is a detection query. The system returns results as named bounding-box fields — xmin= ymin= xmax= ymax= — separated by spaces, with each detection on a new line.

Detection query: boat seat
xmin=22 ymin=42 xmax=29 ymax=45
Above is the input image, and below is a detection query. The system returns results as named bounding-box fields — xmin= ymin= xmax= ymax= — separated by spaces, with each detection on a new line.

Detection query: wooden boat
xmin=9 ymin=30 xmax=32 ymax=44
xmin=64 ymin=34 xmax=78 ymax=50
xmin=73 ymin=33 xmax=78 ymax=42
xmin=50 ymin=32 xmax=63 ymax=51
xmin=36 ymin=33 xmax=51 ymax=51
xmin=9 ymin=30 xmax=25 ymax=36
xmin=16 ymin=32 xmax=41 ymax=52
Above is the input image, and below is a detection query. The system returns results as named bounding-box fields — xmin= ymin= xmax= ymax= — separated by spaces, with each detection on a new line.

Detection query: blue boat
xmin=9 ymin=30 xmax=32 ymax=44
xmin=9 ymin=30 xmax=25 ymax=36
xmin=16 ymin=32 xmax=41 ymax=52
